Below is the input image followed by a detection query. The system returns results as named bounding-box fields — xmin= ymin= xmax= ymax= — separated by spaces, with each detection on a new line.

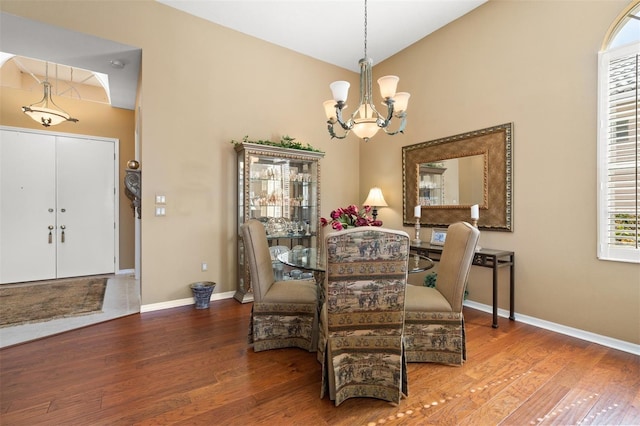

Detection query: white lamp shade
xmin=363 ymin=187 xmax=388 ymax=207
xmin=377 ymin=75 xmax=399 ymax=99
xmin=323 ymin=100 xmax=337 ymax=121
xmin=352 ymin=118 xmax=380 ymax=140
xmin=23 ymin=107 xmax=69 ymax=126
xmin=394 ymin=92 xmax=410 ymax=112
xmin=330 ymin=81 xmax=350 ymax=102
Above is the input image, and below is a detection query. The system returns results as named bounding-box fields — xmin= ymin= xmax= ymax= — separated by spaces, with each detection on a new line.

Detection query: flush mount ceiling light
xmin=21 ymin=62 xmax=78 ymax=127
xmin=109 ymin=59 xmax=125 ymax=69
xmin=323 ymin=0 xmax=410 ymax=142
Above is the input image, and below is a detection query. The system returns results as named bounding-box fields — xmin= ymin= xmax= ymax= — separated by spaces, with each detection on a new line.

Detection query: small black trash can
xmin=190 ymin=281 xmax=216 ymax=309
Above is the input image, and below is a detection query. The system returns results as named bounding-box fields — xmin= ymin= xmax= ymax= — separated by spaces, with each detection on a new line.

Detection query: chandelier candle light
xmin=323 ymin=0 xmax=410 ymax=142
xmin=413 ymin=205 xmax=422 ymax=245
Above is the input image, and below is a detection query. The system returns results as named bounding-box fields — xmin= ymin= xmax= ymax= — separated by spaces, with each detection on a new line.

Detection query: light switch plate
xmin=155 ymin=206 xmax=166 ymax=216
xmin=155 ymin=194 xmax=166 ymax=204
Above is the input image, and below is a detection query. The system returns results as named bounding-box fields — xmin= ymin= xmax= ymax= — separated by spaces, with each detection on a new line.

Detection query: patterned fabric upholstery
xmin=242 ymin=219 xmax=318 ymax=352
xmin=404 ymin=222 xmax=479 ymax=365
xmin=320 ymin=227 xmax=410 ymax=406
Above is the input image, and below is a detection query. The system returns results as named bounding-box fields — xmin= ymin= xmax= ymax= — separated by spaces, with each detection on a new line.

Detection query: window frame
xmin=597 ymin=41 xmax=640 ymax=263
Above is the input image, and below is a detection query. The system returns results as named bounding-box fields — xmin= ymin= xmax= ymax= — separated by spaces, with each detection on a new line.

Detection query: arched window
xmin=597 ymin=2 xmax=640 ymax=263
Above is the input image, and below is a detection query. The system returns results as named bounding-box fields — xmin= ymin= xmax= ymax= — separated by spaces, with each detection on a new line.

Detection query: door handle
xmin=60 ymin=225 xmax=66 ymax=243
xmin=48 ymin=225 xmax=54 ymax=244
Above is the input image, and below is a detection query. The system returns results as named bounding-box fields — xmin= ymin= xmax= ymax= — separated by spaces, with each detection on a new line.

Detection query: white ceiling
xmin=0 ymin=1 xmax=485 ymax=109
xmin=157 ymin=0 xmax=487 ymax=72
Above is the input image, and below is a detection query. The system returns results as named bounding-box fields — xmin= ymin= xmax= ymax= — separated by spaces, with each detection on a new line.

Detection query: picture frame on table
xmin=430 ymin=228 xmax=448 ymax=246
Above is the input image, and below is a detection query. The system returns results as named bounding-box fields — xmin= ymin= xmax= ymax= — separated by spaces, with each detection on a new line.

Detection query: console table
xmin=410 ymin=243 xmax=515 ymax=328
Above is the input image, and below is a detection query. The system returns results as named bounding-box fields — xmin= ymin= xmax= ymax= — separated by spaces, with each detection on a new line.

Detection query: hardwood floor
xmin=1 ymin=300 xmax=638 ymax=425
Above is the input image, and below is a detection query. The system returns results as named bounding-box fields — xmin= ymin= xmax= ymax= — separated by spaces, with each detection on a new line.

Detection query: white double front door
xmin=0 ymin=129 xmax=117 ymax=284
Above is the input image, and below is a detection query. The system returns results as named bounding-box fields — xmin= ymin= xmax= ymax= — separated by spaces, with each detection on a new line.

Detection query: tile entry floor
xmin=0 ymin=273 xmax=140 ymax=348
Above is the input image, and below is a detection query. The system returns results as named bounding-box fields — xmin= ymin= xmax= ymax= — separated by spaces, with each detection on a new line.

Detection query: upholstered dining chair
xmin=404 ymin=221 xmax=480 ymax=365
xmin=241 ymin=219 xmax=319 ymax=352
xmin=320 ymin=227 xmax=410 ymax=406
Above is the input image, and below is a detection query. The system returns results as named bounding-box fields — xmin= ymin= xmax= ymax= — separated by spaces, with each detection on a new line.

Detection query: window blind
xmin=599 ymin=44 xmax=639 ymax=262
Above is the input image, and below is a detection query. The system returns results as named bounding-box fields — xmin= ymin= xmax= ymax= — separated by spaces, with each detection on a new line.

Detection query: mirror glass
xmin=403 ymin=123 xmax=513 ymax=231
xmin=419 ymin=154 xmax=485 ymax=206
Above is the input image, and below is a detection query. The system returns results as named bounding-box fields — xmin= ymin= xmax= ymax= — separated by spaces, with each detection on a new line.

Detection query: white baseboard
xmin=464 ymin=300 xmax=640 ymax=356
xmin=142 ymin=293 xmax=638 ymax=356
xmin=117 ymin=269 xmax=135 ymax=275
xmin=140 ymin=290 xmax=235 ymax=313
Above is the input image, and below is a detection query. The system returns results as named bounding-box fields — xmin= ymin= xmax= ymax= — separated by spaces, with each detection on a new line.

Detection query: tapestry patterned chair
xmin=320 ymin=227 xmax=410 ymax=406
xmin=404 ymin=221 xmax=480 ymax=365
xmin=242 ymin=219 xmax=318 ymax=352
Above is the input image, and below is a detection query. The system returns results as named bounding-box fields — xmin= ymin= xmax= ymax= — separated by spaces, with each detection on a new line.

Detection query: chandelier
xmin=323 ymin=0 xmax=410 ymax=142
xmin=22 ymin=62 xmax=78 ymax=127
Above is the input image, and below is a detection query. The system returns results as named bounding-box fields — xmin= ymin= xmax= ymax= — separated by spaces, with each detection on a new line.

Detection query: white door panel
xmin=0 ymin=130 xmax=57 ymax=283
xmin=0 ymin=129 xmax=117 ymax=283
xmin=56 ymin=137 xmax=115 ymax=278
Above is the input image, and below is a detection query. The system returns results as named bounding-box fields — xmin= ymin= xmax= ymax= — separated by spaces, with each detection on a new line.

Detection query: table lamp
xmin=363 ymin=187 xmax=388 ymax=220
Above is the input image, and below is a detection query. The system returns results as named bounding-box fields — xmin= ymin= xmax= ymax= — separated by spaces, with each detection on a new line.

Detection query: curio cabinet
xmin=234 ymin=142 xmax=324 ymax=303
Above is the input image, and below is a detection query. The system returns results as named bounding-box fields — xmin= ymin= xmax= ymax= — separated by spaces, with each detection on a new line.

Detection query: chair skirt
xmin=404 ymin=311 xmax=466 ymax=365
xmin=321 ymin=334 xmax=407 ymax=406
xmin=316 ymin=302 xmax=327 ymax=364
xmin=249 ymin=302 xmax=318 ymax=352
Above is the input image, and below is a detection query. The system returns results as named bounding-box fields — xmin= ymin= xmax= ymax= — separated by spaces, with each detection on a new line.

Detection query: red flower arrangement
xmin=320 ymin=204 xmax=382 ymax=230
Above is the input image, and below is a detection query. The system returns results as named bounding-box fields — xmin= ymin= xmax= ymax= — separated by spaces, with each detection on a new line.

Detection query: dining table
xmin=277 ymin=246 xmax=434 ymax=312
xmin=276 ymin=247 xmax=435 ymax=276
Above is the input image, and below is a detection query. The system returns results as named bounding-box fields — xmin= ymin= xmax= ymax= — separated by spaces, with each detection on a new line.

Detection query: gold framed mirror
xmin=403 ymin=123 xmax=513 ymax=231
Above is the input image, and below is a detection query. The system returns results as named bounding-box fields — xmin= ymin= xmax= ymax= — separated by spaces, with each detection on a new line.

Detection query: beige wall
xmin=1 ymin=0 xmax=638 ymax=345
xmin=365 ymin=0 xmax=639 ymax=344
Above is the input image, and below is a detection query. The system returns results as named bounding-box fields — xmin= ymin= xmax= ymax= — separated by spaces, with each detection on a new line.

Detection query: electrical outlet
xmin=201 ymin=262 xmax=208 ymax=271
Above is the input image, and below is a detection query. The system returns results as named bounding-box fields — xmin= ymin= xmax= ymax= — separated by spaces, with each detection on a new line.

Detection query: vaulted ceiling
xmin=0 ymin=1 xmax=486 ymax=109
xmin=156 ymin=0 xmax=486 ymax=72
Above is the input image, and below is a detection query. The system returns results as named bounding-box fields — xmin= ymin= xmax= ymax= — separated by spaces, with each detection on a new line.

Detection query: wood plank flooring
xmin=1 ymin=300 xmax=638 ymax=425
